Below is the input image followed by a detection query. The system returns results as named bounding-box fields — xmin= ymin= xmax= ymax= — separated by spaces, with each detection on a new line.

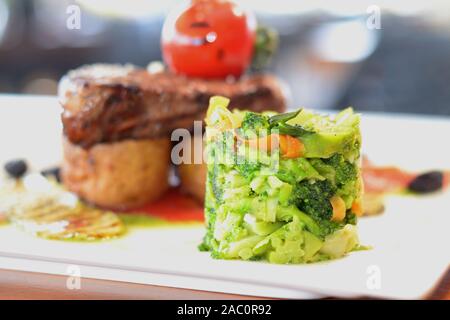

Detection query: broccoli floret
xmin=235 ymin=156 xmax=261 ymax=180
xmin=291 ymin=179 xmax=336 ymax=222
xmin=199 ymin=207 xmax=217 ymax=251
xmin=317 ymin=220 xmax=341 ymax=238
xmin=324 ymin=154 xmax=357 ymax=186
xmin=291 ymin=178 xmax=355 ymax=237
xmin=208 ymin=164 xmax=224 ymax=202
xmin=344 ymin=211 xmax=357 ymax=225
xmin=240 ymin=112 xmax=270 ymax=133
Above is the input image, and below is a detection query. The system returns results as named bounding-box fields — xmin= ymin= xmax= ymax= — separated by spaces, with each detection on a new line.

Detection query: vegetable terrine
xmin=200 ymin=96 xmax=363 ymax=263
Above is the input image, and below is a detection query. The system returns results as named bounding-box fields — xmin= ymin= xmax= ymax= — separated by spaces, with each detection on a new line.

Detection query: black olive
xmin=4 ymin=159 xmax=28 ymax=178
xmin=40 ymin=167 xmax=61 ymax=183
xmin=408 ymin=171 xmax=443 ymax=194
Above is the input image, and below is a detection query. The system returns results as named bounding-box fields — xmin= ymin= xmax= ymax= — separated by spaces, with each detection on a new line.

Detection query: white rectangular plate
xmin=0 ymin=95 xmax=449 ymax=299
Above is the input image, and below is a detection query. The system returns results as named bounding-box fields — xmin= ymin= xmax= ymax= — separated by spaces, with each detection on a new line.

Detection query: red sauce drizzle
xmin=133 ymin=188 xmax=204 ymax=222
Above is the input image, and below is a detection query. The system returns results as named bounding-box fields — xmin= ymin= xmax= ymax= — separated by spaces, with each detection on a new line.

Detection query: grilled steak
xmin=59 ymin=64 xmax=286 ymax=148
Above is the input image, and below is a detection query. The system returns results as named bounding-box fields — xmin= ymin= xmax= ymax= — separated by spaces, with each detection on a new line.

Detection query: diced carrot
xmin=243 ymin=134 xmax=304 ymax=158
xmin=244 ymin=134 xmax=280 ymax=152
xmin=330 ymin=195 xmax=346 ymax=222
xmin=279 ymin=135 xmax=304 ymax=158
xmin=351 ymin=199 xmax=364 ymax=217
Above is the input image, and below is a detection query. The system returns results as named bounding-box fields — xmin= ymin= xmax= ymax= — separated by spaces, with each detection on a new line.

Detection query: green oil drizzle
xmin=118 ymin=213 xmax=202 ymax=229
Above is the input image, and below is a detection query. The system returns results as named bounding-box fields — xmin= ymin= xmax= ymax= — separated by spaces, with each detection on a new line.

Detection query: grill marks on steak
xmin=60 ymin=66 xmax=286 ymax=148
xmin=62 ymin=82 xmax=145 ymax=148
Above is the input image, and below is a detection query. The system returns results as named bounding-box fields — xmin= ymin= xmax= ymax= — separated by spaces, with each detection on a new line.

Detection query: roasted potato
xmin=62 ymin=137 xmax=170 ymax=210
xmin=177 ymin=135 xmax=207 ymax=203
xmin=178 ymin=162 xmax=207 ymax=203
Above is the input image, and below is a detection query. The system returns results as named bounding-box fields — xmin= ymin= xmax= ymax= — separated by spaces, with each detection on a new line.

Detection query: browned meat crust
xmin=59 ymin=64 xmax=286 ymax=148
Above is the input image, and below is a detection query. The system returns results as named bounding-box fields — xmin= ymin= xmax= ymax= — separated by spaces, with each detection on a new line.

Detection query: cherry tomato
xmin=161 ymin=0 xmax=257 ymax=79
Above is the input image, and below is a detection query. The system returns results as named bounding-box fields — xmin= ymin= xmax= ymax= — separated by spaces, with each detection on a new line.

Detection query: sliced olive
xmin=4 ymin=159 xmax=28 ymax=179
xmin=408 ymin=171 xmax=443 ymax=194
xmin=40 ymin=167 xmax=61 ymax=183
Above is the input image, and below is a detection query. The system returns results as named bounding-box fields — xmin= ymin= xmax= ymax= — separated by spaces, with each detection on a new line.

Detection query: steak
xmin=59 ymin=64 xmax=286 ymax=148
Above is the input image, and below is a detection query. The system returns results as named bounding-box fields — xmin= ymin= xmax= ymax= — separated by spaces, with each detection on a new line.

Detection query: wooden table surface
xmin=0 ymin=267 xmax=448 ymax=300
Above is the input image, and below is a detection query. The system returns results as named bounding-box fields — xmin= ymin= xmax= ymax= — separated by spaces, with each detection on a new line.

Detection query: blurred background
xmin=0 ymin=0 xmax=449 ymax=115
